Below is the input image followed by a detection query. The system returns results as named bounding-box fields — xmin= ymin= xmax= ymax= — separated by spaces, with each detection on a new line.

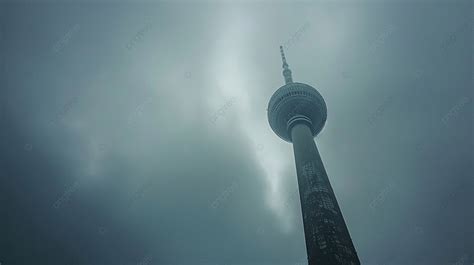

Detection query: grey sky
xmin=1 ymin=1 xmax=472 ymax=265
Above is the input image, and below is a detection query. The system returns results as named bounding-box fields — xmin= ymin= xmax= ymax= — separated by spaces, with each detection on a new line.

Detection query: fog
xmin=1 ymin=1 xmax=472 ymax=264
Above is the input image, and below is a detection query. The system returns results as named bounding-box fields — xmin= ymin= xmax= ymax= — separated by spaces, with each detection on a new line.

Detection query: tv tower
xmin=267 ymin=46 xmax=361 ymax=265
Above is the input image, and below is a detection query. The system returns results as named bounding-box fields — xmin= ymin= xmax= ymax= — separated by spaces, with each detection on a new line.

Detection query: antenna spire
xmin=280 ymin=45 xmax=293 ymax=84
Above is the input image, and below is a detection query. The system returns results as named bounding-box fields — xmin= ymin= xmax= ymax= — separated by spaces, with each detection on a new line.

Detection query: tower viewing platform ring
xmin=267 ymin=82 xmax=327 ymax=142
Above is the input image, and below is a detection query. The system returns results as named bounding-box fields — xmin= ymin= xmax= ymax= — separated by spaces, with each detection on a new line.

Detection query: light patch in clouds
xmin=211 ymin=6 xmax=297 ymax=232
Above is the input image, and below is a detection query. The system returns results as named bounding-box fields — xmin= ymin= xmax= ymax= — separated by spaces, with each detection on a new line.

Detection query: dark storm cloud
xmin=1 ymin=1 xmax=472 ymax=265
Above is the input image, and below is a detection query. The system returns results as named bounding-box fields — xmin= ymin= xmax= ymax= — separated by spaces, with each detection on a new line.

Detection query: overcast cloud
xmin=0 ymin=1 xmax=472 ymax=265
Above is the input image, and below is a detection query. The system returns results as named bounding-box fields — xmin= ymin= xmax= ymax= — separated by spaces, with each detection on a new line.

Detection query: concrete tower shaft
xmin=267 ymin=47 xmax=360 ymax=265
xmin=291 ymin=123 xmax=360 ymax=265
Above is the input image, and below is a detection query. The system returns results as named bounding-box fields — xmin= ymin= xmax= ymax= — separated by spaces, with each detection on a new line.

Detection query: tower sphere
xmin=267 ymin=82 xmax=327 ymax=142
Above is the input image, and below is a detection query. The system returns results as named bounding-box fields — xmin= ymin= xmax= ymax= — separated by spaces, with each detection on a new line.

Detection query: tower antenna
xmin=280 ymin=45 xmax=293 ymax=84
